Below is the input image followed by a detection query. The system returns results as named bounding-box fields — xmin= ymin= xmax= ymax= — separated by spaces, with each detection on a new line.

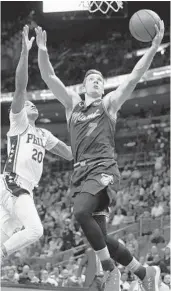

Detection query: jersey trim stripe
xmin=13 ymin=135 xmax=20 ymax=173
xmin=4 ymin=125 xmax=29 ymax=174
xmin=102 ymin=100 xmax=117 ymax=123
xmin=3 ymin=135 xmax=19 ymax=173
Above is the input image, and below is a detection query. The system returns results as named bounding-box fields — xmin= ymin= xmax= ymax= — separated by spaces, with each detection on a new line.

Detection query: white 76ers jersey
xmin=3 ymin=108 xmax=59 ymax=190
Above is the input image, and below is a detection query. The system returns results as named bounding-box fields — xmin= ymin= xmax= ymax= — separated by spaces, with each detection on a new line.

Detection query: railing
xmin=1 ymin=283 xmax=87 ymax=291
xmin=108 ymin=215 xmax=170 ymax=237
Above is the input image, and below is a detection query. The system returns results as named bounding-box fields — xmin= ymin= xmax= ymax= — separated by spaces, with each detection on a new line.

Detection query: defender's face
xmin=85 ymin=73 xmax=104 ymax=98
xmin=25 ymin=101 xmax=39 ymax=120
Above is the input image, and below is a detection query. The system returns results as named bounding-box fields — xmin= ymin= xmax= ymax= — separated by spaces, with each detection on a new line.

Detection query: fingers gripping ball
xmin=129 ymin=10 xmax=161 ymax=42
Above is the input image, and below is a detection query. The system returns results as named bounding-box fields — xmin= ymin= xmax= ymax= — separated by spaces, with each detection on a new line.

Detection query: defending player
xmin=0 ymin=26 xmax=73 ymax=260
xmin=36 ymin=20 xmax=164 ymax=291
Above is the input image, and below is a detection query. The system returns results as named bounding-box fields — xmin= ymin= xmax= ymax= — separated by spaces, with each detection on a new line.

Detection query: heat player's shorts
xmin=70 ymin=159 xmax=120 ymax=211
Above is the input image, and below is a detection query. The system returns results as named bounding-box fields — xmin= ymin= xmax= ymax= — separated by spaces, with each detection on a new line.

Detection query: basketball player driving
xmin=0 ymin=26 xmax=73 ymax=261
xmin=36 ymin=19 xmax=164 ymax=291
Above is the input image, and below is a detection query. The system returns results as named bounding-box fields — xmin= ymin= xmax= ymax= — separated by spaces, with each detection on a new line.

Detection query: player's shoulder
xmin=36 ymin=127 xmax=50 ymax=138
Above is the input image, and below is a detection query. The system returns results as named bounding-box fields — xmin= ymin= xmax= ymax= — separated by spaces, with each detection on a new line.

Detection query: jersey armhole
xmin=67 ymin=100 xmax=81 ymax=129
xmin=102 ymin=99 xmax=117 ymax=124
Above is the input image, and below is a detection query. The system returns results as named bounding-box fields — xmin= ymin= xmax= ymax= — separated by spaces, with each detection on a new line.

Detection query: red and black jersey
xmin=68 ymin=99 xmax=116 ymax=163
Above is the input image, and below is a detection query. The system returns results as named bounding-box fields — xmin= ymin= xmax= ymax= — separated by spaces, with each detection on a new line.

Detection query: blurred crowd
xmin=1 ymin=258 xmax=86 ymax=287
xmin=1 ymin=236 xmax=170 ymax=289
xmin=1 ymin=18 xmax=170 ymax=93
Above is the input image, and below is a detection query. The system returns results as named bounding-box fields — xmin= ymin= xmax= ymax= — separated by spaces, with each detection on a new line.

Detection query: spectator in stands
xmin=155 ymin=153 xmax=165 ymax=171
xmin=151 ymin=201 xmax=164 ymax=218
xmin=146 ymin=245 xmax=159 ymax=265
xmin=121 ymin=164 xmax=132 ymax=180
xmin=61 ymin=220 xmax=75 ymax=251
xmin=45 ymin=262 xmax=53 ymax=274
xmin=18 ymin=265 xmax=31 ymax=284
xmin=67 ymin=265 xmax=83 ymax=287
xmin=28 ymin=269 xmax=39 ymax=283
xmin=49 ymin=266 xmax=60 ymax=283
xmin=160 ymin=247 xmax=170 ymax=274
xmin=159 ymin=275 xmax=170 ymax=291
xmin=111 ymin=208 xmax=125 ymax=226
xmin=125 ymin=233 xmax=139 ymax=258
xmin=48 ymin=235 xmax=63 ymax=256
xmin=120 ymin=272 xmax=130 ymax=291
xmin=73 ymin=231 xmax=84 ymax=249
xmin=11 ymin=265 xmax=19 ymax=281
xmin=148 ymin=254 xmax=161 ymax=267
xmin=37 ymin=201 xmax=46 ymax=221
xmin=161 ymin=182 xmax=170 ymax=200
xmin=2 ymin=268 xmax=18 ymax=283
xmin=150 ymin=228 xmax=165 ymax=244
xmin=123 ymin=210 xmax=135 ymax=225
xmin=163 ymin=274 xmax=171 ymax=289
xmin=131 ymin=166 xmax=141 ymax=180
xmin=40 ymin=269 xmax=58 ymax=286
xmin=60 ymin=268 xmax=70 ymax=287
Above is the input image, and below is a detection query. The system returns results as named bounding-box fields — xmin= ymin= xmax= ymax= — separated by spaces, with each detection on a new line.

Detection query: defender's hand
xmin=22 ymin=25 xmax=35 ymax=52
xmin=35 ymin=26 xmax=47 ymax=50
xmin=152 ymin=20 xmax=165 ymax=49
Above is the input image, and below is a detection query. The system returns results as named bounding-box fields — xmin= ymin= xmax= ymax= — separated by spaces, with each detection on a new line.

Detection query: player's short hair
xmin=83 ymin=69 xmax=104 ymax=84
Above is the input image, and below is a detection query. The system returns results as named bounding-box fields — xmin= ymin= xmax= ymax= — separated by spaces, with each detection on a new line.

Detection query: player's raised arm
xmin=12 ymin=25 xmax=34 ymax=114
xmin=104 ymin=20 xmax=164 ymax=113
xmin=35 ymin=26 xmax=81 ymax=112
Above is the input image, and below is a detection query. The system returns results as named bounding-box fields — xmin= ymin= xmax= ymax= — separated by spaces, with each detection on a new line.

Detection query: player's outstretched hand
xmin=22 ymin=25 xmax=35 ymax=52
xmin=35 ymin=26 xmax=47 ymax=50
xmin=152 ymin=20 xmax=165 ymax=48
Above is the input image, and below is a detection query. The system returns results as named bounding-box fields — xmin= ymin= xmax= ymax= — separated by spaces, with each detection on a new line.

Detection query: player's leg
xmin=1 ymin=193 xmax=43 ymax=257
xmin=73 ymin=192 xmax=114 ymax=272
xmin=0 ymin=206 xmax=10 ymax=245
xmin=0 ymin=206 xmax=17 ymax=259
xmin=94 ymin=211 xmax=160 ymax=291
xmin=93 ymin=195 xmax=121 ymax=291
xmin=0 ymin=176 xmax=16 ymax=256
xmin=94 ymin=214 xmax=143 ymax=275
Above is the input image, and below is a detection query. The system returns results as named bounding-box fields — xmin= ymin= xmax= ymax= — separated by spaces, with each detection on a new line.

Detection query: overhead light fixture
xmin=39 ymin=118 xmax=51 ymax=123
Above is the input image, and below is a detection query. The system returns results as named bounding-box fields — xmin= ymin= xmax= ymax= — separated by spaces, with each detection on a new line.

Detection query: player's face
xmin=84 ymin=73 xmax=104 ymax=98
xmin=25 ymin=101 xmax=39 ymax=120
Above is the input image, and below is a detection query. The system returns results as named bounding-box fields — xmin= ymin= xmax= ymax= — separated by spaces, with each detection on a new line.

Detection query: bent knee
xmin=29 ymin=223 xmax=43 ymax=240
xmin=35 ymin=224 xmax=44 ymax=238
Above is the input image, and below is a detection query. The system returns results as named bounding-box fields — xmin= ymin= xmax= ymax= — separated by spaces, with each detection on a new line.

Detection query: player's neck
xmin=84 ymin=94 xmax=101 ymax=107
xmin=28 ymin=119 xmax=36 ymax=127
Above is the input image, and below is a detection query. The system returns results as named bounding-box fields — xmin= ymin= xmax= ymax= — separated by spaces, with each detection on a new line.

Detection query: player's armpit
xmin=66 ymin=89 xmax=82 ymax=121
xmin=49 ymin=141 xmax=73 ymax=161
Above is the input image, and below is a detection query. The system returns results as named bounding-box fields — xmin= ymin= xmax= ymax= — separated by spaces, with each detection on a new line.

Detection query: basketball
xmin=129 ymin=10 xmax=161 ymax=42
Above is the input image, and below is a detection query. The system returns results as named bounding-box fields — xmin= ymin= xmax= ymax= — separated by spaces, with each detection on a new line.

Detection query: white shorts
xmin=0 ymin=174 xmax=34 ymax=236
